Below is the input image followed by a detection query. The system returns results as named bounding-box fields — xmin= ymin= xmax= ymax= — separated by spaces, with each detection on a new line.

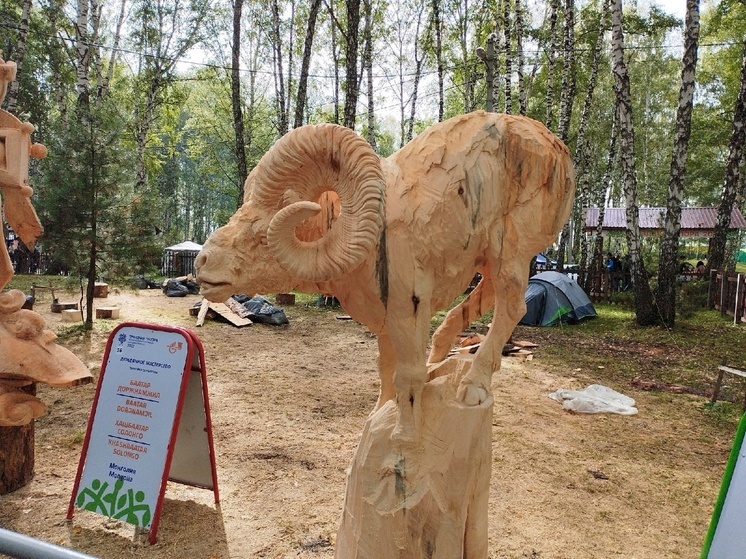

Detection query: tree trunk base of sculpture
xmin=336 ymin=356 xmax=493 ymax=559
xmin=0 ymin=384 xmax=36 ymax=494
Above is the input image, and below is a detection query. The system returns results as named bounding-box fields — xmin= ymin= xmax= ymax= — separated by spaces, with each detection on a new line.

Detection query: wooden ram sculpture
xmin=196 ymin=111 xmax=575 ymax=557
xmin=197 ymin=111 xmax=574 ymax=426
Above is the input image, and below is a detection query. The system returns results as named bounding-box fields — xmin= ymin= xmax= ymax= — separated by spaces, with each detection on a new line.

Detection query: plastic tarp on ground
xmin=520 ymin=271 xmax=597 ymax=326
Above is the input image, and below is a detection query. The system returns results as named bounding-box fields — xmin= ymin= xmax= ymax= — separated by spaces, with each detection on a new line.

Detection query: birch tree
xmin=575 ymin=0 xmax=610 ymax=274
xmin=2 ymin=0 xmax=31 ymax=113
xmin=361 ymin=0 xmax=375 ymax=147
xmin=432 ymin=0 xmax=445 ymax=121
xmin=611 ymin=0 xmax=657 ymax=325
xmin=294 ymin=0 xmax=323 ymax=129
xmin=514 ymin=0 xmax=526 ymax=115
xmin=554 ymin=0 xmax=576 ymax=269
xmin=231 ymin=0 xmax=248 ymax=205
xmin=656 ymin=0 xmax=700 ymax=327
xmin=343 ymin=0 xmax=360 ymax=128
xmin=708 ymin=40 xmax=746 ymax=272
xmin=545 ymin=0 xmax=560 ymax=130
xmin=270 ymin=0 xmax=288 ymax=135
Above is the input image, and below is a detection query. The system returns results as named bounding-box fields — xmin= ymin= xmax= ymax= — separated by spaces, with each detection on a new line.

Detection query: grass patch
xmin=514 ymin=303 xmax=744 ymax=414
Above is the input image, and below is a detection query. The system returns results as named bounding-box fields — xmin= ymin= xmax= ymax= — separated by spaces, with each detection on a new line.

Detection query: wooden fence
xmin=709 ymin=270 xmax=746 ymax=324
xmin=574 ymin=269 xmax=631 ymax=302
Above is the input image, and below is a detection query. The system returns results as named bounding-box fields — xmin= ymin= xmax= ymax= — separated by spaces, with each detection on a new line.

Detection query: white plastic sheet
xmin=548 ymin=384 xmax=638 ymax=415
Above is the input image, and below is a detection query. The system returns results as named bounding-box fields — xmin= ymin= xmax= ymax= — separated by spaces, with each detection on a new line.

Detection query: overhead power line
xmin=0 ymin=21 xmax=742 ymax=84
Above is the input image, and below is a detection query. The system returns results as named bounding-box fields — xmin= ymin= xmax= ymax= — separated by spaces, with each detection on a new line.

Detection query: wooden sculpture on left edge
xmin=0 ymin=54 xmax=91 ymax=493
xmin=196 ymin=111 xmax=575 ymax=558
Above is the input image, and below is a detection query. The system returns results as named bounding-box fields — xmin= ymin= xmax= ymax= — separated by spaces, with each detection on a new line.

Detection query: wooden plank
xmin=208 ymin=302 xmax=252 ymax=327
xmin=223 ymin=297 xmax=253 ymax=319
xmin=718 ymin=366 xmax=746 ymax=378
xmin=195 ymin=299 xmax=211 ymax=327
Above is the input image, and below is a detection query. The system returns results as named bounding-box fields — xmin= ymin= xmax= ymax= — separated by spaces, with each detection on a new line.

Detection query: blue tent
xmin=520 ymin=271 xmax=597 ymax=326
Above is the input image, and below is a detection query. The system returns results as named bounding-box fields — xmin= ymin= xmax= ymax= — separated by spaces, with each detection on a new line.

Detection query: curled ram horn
xmin=251 ymin=125 xmax=385 ymax=282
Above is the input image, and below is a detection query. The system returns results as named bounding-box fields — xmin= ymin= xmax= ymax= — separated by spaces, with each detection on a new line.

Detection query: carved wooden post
xmin=336 ymin=357 xmax=492 ymax=559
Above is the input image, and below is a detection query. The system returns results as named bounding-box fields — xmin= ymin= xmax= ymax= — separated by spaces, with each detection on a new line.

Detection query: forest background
xmin=0 ymin=0 xmax=745 ymax=328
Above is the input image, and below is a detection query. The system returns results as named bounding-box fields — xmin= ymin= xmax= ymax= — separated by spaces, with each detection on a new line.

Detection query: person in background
xmin=605 ymin=252 xmax=616 ymax=291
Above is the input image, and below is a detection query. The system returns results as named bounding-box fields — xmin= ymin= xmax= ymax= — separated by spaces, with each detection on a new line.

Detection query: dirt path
xmin=0 ymin=288 xmax=729 ymax=558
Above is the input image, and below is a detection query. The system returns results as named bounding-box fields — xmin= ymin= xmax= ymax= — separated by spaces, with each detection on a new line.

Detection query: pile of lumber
xmin=449 ymin=333 xmax=538 ymax=360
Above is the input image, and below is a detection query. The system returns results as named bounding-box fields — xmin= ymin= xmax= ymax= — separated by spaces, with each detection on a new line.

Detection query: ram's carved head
xmin=197 ymin=124 xmax=385 ymax=301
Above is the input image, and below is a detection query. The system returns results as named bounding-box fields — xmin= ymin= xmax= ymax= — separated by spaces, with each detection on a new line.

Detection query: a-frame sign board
xmin=701 ymin=413 xmax=746 ymax=558
xmin=67 ymin=322 xmax=219 ymax=544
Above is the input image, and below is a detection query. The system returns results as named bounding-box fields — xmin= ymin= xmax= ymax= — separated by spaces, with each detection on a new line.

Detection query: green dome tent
xmin=520 ymin=271 xmax=597 ymax=326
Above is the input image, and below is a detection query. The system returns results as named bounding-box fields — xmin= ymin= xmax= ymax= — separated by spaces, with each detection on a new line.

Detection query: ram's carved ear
xmin=281 ymin=189 xmax=301 ymax=208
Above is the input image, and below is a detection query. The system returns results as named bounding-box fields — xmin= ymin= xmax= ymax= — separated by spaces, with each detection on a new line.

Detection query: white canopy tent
xmin=162 ymin=241 xmax=203 ymax=276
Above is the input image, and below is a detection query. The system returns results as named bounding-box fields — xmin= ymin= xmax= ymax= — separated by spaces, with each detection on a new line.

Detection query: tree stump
xmin=93 ymin=282 xmax=109 ymax=298
xmin=335 ymin=356 xmax=492 ymax=559
xmin=0 ymin=383 xmax=36 ymax=494
xmin=95 ymin=306 xmax=120 ymax=319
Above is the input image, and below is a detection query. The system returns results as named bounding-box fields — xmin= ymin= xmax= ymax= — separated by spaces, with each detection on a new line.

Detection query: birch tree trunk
xmin=343 ymin=0 xmax=361 ymax=129
xmin=611 ymin=0 xmax=657 ymax=325
xmin=295 ymin=0 xmax=323 ymax=129
xmin=98 ymin=0 xmax=126 ymax=100
xmin=271 ymin=0 xmax=288 ymax=136
xmin=556 ymin=0 xmax=575 ymax=142
xmin=362 ymin=0 xmax=376 ymax=148
xmin=329 ymin=4 xmax=341 ymax=125
xmin=286 ymin=0 xmax=295 ymax=132
xmin=432 ymin=0 xmax=445 ymax=121
xmin=554 ymin=0 xmax=576 ymax=269
xmin=3 ymin=0 xmax=31 ymax=114
xmin=545 ymin=0 xmax=560 ymax=131
xmin=515 ymin=0 xmax=527 ymax=115
xmin=503 ymin=0 xmax=512 ymax=114
xmin=406 ymin=3 xmax=427 ymax=143
xmin=708 ymin=40 xmax=746 ymax=273
xmin=656 ymin=0 xmax=700 ymax=327
xmin=576 ymin=0 xmax=610 ymax=276
xmin=232 ymin=0 xmax=248 ymax=206
xmin=74 ymin=0 xmax=91 ymax=106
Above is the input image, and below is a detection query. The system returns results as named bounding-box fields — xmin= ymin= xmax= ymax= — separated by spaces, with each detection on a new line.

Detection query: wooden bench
xmin=711 ymin=362 xmax=746 ymax=410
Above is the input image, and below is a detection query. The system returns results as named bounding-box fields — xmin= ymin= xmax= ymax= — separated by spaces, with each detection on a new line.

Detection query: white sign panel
xmin=72 ymin=326 xmax=191 ymax=529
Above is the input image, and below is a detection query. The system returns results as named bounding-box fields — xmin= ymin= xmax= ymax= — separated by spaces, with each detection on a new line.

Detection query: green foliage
xmin=678 ymin=278 xmax=710 ymax=319
xmin=36 ymin=94 xmax=157 ymax=280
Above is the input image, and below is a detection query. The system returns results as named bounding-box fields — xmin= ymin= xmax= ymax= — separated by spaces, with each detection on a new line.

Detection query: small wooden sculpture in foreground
xmin=196 ymin=111 xmax=575 ymax=558
xmin=0 ymin=54 xmax=91 ymax=493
